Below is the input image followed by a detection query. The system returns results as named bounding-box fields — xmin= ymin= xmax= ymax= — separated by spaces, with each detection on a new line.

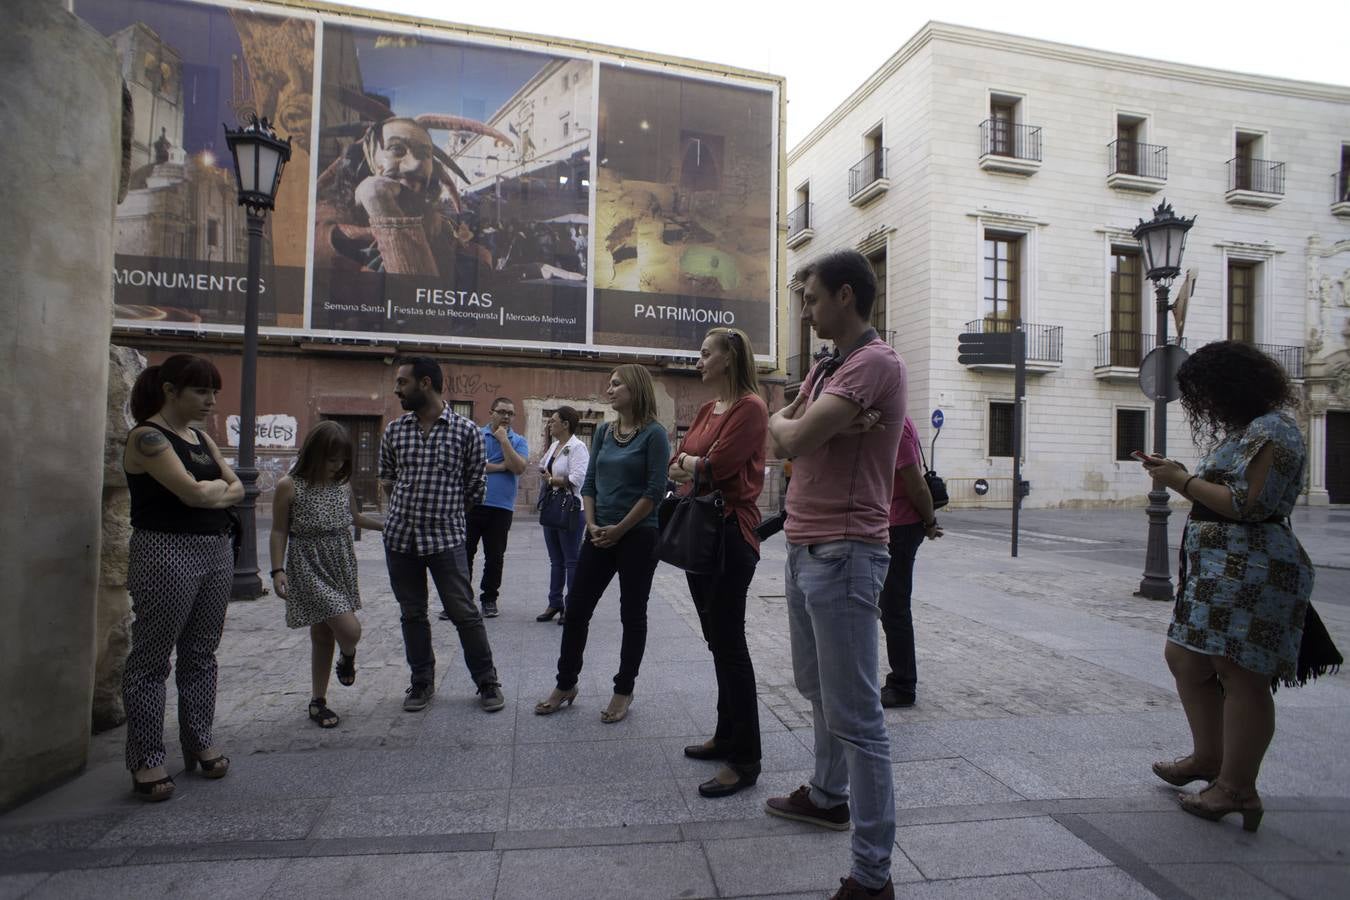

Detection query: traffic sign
xmin=931 ymin=409 xmax=944 ymax=430
xmin=1138 ymin=344 xmax=1189 ymax=402
xmin=973 ymin=478 xmax=989 ymax=496
xmin=957 ymin=331 xmax=1015 ymax=365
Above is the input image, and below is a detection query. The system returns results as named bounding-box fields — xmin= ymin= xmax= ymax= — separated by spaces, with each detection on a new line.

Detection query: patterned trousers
xmin=122 ymin=530 xmax=232 ymax=771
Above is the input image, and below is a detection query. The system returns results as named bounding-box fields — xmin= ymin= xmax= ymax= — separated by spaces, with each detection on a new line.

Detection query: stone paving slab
xmin=895 ymin=816 xmax=1111 ymax=880
xmin=16 ymin=859 xmax=289 ymax=900
xmin=1029 ymin=866 xmax=1163 ymax=899
xmin=263 ymin=850 xmax=500 ymax=900
xmin=494 ymin=842 xmax=715 ymax=900
xmin=701 ymin=832 xmax=922 ymax=898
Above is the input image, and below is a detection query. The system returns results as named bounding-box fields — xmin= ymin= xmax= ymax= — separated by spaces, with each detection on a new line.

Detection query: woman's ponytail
xmin=129 ymin=365 xmax=165 ymax=423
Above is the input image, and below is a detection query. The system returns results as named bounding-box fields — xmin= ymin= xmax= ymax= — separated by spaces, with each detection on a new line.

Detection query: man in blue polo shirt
xmin=461 ymin=397 xmax=528 ymax=618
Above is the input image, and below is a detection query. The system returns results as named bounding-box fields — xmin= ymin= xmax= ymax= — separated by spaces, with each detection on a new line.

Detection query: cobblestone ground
xmin=86 ymin=515 xmax=1188 ymax=766
xmin=13 ymin=509 xmax=1350 ymax=900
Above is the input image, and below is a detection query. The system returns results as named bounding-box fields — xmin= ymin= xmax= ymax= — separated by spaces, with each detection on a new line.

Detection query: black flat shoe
xmin=536 ymin=607 xmax=561 ymax=622
xmin=683 ymin=740 xmax=732 ymax=761
xmin=697 ymin=765 xmax=759 ymax=798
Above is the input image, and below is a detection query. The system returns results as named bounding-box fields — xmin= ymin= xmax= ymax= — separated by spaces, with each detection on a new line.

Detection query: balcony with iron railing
xmin=1332 ymin=170 xmax=1350 ymax=217
xmin=1253 ymin=342 xmax=1305 ymax=380
xmin=1226 ymin=157 xmax=1285 ymax=208
xmin=979 ymin=121 xmax=1042 ymax=176
xmin=1106 ymin=140 xmax=1167 ymax=192
xmin=960 ymin=319 xmax=1062 ymax=373
xmin=1093 ymin=332 xmax=1187 ymax=381
xmin=786 ymin=201 xmax=814 ymax=249
xmin=848 ymin=148 xmax=889 ymax=205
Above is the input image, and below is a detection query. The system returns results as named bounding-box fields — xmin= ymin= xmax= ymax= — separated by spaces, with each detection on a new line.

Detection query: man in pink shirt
xmin=880 ymin=418 xmax=943 ymax=709
xmin=765 ymin=249 xmax=906 ymax=900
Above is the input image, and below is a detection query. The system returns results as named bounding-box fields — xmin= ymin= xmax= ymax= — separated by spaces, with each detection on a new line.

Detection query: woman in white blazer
xmin=536 ymin=406 xmax=589 ymax=623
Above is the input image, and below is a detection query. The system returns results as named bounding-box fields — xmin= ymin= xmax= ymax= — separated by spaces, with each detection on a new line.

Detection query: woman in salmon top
xmin=669 ymin=326 xmax=768 ymax=798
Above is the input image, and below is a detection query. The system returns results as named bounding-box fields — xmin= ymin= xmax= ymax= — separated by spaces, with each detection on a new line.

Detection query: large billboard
xmin=78 ymin=0 xmax=779 ymax=360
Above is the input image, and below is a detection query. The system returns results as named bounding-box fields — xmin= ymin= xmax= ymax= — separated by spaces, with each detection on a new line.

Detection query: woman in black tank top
xmin=122 ymin=354 xmax=243 ymax=801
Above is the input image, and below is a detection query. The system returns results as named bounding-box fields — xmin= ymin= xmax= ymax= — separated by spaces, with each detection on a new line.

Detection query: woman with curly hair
xmin=1138 ymin=340 xmax=1315 ymax=832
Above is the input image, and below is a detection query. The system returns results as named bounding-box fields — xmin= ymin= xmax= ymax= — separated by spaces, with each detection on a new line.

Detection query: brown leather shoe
xmin=764 ymin=784 xmax=850 ymax=830
xmin=831 ymin=876 xmax=894 ymax=899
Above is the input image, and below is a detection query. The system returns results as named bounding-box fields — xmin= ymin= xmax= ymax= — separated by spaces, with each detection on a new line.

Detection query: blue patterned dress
xmin=1168 ymin=412 xmax=1315 ymax=681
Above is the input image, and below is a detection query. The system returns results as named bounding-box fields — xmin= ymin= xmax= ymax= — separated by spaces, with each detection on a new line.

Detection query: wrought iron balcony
xmin=786 ymin=202 xmax=814 ymax=248
xmin=1107 ymin=140 xmax=1167 ymax=191
xmin=1226 ymin=157 xmax=1285 ymax=207
xmin=961 ymin=319 xmax=1062 ymax=372
xmin=1254 ymin=342 xmax=1304 ymax=380
xmin=1333 ymin=170 xmax=1350 ymax=216
xmin=979 ymin=121 xmax=1042 ymax=175
xmin=848 ymin=149 xmax=889 ymax=205
xmin=1094 ymin=331 xmax=1187 ymax=378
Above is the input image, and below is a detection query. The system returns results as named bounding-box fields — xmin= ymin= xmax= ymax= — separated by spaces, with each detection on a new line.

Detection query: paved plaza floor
xmin=2 ymin=507 xmax=1348 ymax=899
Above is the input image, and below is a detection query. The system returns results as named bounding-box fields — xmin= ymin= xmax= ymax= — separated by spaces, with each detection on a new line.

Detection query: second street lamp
xmin=223 ymin=115 xmax=292 ymax=600
xmin=1133 ymin=199 xmax=1196 ymax=601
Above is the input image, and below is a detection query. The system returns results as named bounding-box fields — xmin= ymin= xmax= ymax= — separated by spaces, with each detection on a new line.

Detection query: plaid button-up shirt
xmin=379 ymin=402 xmax=486 ymax=556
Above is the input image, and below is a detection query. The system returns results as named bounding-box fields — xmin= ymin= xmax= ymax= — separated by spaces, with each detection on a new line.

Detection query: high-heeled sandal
xmin=131 ymin=771 xmax=175 ymax=802
xmin=600 ymin=692 xmax=633 ymax=724
xmin=1152 ymin=755 xmax=1220 ymax=787
xmin=1177 ymin=782 xmax=1263 ymax=832
xmin=335 ymin=652 xmax=357 ymax=687
xmin=308 ymin=698 xmax=340 ymax=729
xmin=534 ymin=687 xmax=578 ymax=716
xmin=183 ymin=749 xmax=231 ymax=779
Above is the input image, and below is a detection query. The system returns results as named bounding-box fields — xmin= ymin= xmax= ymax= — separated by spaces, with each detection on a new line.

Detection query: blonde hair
xmin=705 ymin=327 xmax=759 ymax=397
xmin=611 ymin=364 xmax=658 ymax=426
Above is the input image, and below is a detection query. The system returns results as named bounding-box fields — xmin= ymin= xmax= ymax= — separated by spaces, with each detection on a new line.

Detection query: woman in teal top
xmin=536 ymin=364 xmax=670 ymax=723
xmin=1140 ymin=341 xmax=1315 ymax=834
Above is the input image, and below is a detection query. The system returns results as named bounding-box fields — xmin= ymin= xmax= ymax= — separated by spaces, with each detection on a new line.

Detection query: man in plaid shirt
xmin=380 ymin=357 xmax=505 ymax=713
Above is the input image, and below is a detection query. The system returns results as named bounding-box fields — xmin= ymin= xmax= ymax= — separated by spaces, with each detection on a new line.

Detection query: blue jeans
xmin=542 ymin=509 xmax=585 ymax=610
xmin=787 ymin=539 xmax=894 ymax=890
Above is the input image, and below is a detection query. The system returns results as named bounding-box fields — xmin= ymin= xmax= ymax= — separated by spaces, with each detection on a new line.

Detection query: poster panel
xmin=310 ymin=25 xmax=590 ymax=344
xmin=592 ymin=65 xmax=775 ymax=352
xmin=77 ymin=0 xmax=313 ymax=329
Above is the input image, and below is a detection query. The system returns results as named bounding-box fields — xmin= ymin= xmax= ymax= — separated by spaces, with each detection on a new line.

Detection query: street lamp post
xmin=223 ymin=115 xmax=291 ymax=600
xmin=1133 ymin=199 xmax=1195 ymax=601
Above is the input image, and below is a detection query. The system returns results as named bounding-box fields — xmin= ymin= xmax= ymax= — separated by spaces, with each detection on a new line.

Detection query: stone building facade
xmin=786 ymin=22 xmax=1350 ymax=507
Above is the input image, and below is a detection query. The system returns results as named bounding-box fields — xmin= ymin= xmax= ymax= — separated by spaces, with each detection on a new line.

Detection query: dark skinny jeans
xmin=879 ymin=521 xmax=926 ymax=695
xmin=556 ymin=526 xmax=659 ymax=696
xmin=686 ymin=523 xmax=762 ymax=768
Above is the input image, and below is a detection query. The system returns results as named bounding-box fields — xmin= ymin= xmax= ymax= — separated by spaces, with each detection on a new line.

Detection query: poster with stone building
xmin=310 ymin=24 xmax=591 ymax=346
xmin=76 ymin=0 xmax=313 ymax=330
xmin=592 ymin=65 xmax=776 ymax=353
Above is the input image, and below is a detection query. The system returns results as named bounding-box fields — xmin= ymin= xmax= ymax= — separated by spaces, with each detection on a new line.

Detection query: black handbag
xmin=657 ymin=460 xmax=726 ymax=574
xmin=537 ymin=449 xmax=580 ymax=530
xmin=917 ymin=436 xmax=949 ymax=510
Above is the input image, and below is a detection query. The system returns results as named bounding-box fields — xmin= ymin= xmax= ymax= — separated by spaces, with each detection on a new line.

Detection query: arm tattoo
xmin=135 ymin=429 xmax=171 ymax=457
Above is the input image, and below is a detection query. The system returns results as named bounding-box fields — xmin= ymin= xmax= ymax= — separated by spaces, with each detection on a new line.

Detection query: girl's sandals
xmin=1152 ymin=755 xmax=1220 ymax=787
xmin=1177 ymin=781 xmax=1263 ymax=832
xmin=534 ymin=687 xmax=578 ymax=716
xmin=308 ymin=697 xmax=340 ymax=729
xmin=335 ymin=652 xmax=357 ymax=687
xmin=600 ymin=692 xmax=633 ymax=724
xmin=131 ymin=772 xmax=175 ymax=802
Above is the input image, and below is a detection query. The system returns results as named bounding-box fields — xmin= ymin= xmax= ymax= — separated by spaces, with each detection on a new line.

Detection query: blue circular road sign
xmin=931 ymin=409 xmax=944 ymax=430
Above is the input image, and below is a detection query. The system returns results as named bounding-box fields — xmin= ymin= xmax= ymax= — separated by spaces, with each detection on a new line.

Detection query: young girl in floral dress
xmin=269 ymin=421 xmax=383 ymax=728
